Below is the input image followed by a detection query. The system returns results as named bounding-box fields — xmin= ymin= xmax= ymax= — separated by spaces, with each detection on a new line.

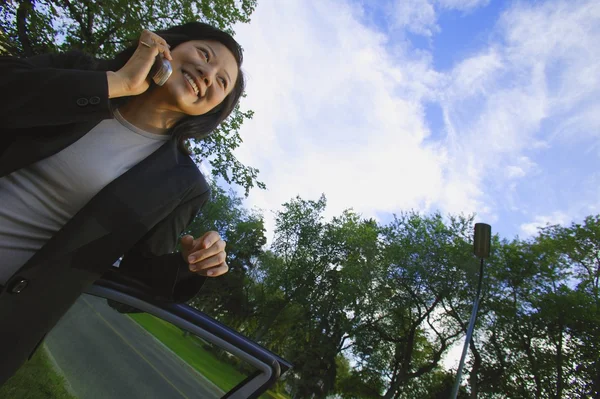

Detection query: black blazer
xmin=0 ymin=52 xmax=210 ymax=383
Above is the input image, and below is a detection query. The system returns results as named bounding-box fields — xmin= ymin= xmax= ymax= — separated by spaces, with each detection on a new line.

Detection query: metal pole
xmin=450 ymin=257 xmax=484 ymax=399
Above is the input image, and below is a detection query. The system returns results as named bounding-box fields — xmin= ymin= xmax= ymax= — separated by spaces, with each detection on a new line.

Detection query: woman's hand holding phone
xmin=107 ymin=29 xmax=173 ymax=98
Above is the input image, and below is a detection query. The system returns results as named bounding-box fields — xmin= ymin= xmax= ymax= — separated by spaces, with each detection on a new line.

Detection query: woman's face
xmin=162 ymin=39 xmax=239 ymax=116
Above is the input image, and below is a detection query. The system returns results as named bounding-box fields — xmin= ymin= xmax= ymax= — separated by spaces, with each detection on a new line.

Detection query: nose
xmin=198 ymin=64 xmax=217 ymax=87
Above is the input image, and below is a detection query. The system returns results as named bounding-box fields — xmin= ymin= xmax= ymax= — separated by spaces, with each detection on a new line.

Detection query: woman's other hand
xmin=108 ymin=29 xmax=173 ymax=98
xmin=180 ymin=232 xmax=229 ymax=277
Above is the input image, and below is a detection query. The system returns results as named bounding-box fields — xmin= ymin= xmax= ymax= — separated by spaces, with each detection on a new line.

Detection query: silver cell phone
xmin=149 ymin=55 xmax=172 ymax=86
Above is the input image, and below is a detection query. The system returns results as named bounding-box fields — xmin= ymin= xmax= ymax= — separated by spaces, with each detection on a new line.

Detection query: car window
xmin=36 ymin=294 xmax=262 ymax=399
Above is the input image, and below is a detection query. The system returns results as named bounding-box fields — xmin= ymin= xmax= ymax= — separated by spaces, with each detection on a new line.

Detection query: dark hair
xmin=100 ymin=22 xmax=245 ymax=155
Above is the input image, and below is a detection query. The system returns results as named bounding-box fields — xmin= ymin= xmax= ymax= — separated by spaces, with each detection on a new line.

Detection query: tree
xmin=0 ymin=0 xmax=264 ymax=195
xmin=1 ymin=0 xmax=256 ymax=57
xmin=183 ymin=186 xmax=600 ymax=398
xmin=474 ymin=238 xmax=557 ymax=398
xmin=251 ymin=195 xmax=329 ymax=344
xmin=536 ymin=217 xmax=600 ymax=397
xmin=249 ymin=195 xmax=334 ymax=397
xmin=286 ymin=210 xmax=382 ymax=398
xmin=473 ymin=218 xmax=600 ymax=398
xmin=248 ymin=196 xmax=384 ymax=397
xmin=350 ymin=212 xmax=470 ymax=398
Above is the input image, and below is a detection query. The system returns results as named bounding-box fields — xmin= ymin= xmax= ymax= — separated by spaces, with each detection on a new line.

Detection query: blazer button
xmin=8 ymin=278 xmax=28 ymax=294
xmin=89 ymin=96 xmax=101 ymax=105
xmin=76 ymin=97 xmax=89 ymax=107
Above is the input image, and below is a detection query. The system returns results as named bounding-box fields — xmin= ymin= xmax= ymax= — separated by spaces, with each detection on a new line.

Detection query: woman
xmin=0 ymin=22 xmax=243 ymax=384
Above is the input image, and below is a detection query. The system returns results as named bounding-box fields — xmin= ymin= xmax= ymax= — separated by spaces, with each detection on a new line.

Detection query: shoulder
xmin=187 ymin=166 xmax=211 ymax=201
xmin=181 ymin=166 xmax=211 ymax=206
xmin=165 ymin=149 xmax=211 ymax=204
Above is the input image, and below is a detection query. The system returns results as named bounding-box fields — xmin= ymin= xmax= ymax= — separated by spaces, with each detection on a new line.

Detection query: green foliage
xmin=0 ymin=0 xmax=263 ymax=195
xmin=397 ymin=369 xmax=469 ymax=399
xmin=347 ymin=212 xmax=471 ymax=398
xmin=0 ymin=0 xmax=256 ymax=57
xmin=337 ymin=367 xmax=386 ymax=399
xmin=191 ymin=186 xmax=600 ymax=397
xmin=464 ymin=217 xmax=600 ymax=398
xmin=192 ymin=108 xmax=265 ymax=196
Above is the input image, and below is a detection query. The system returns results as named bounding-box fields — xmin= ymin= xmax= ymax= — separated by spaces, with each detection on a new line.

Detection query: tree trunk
xmin=382 ymin=371 xmax=403 ymax=399
xmin=321 ymin=332 xmax=344 ymax=396
xmin=469 ymin=340 xmax=482 ymax=398
xmin=383 ymin=342 xmax=411 ymax=399
xmin=593 ymin=359 xmax=600 ymax=399
xmin=16 ymin=0 xmax=34 ymax=56
xmin=556 ymin=328 xmax=564 ymax=399
xmin=523 ymin=336 xmax=542 ymax=399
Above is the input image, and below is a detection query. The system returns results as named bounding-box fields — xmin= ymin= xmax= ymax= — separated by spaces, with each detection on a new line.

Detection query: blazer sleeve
xmin=117 ymin=185 xmax=211 ymax=303
xmin=0 ymin=52 xmax=113 ymax=129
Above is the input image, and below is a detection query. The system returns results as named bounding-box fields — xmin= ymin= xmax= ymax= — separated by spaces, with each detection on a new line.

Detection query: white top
xmin=0 ymin=109 xmax=169 ymax=284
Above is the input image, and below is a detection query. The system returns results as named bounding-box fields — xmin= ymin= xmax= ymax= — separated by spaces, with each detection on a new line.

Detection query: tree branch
xmin=85 ymin=0 xmax=93 ymax=40
xmin=61 ymin=0 xmax=87 ymax=40
xmin=337 ymin=335 xmax=350 ymax=352
xmin=96 ymin=23 xmax=124 ymax=49
xmin=407 ymin=328 xmax=462 ymax=379
xmin=426 ymin=311 xmax=444 ymax=344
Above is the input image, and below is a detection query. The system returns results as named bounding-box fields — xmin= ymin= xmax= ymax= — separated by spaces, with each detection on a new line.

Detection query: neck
xmin=117 ymin=89 xmax=183 ymax=135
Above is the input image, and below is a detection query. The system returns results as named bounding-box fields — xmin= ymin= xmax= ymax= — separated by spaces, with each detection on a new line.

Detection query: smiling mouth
xmin=182 ymin=71 xmax=200 ymax=97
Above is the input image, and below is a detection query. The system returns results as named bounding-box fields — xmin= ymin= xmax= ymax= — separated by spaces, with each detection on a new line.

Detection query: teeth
xmin=183 ymin=72 xmax=199 ymax=96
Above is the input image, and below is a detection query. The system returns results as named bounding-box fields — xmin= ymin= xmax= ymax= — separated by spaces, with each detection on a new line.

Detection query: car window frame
xmin=85 ymin=271 xmax=292 ymax=399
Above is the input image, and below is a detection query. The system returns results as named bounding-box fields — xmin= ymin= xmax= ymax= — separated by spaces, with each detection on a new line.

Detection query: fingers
xmin=180 ymin=234 xmax=194 ymax=250
xmin=139 ymin=29 xmax=172 ymax=61
xmin=187 ymin=238 xmax=226 ymax=265
xmin=199 ymin=231 xmax=221 ymax=249
xmin=183 ymin=231 xmax=229 ymax=277
xmin=197 ymin=262 xmax=229 ymax=277
xmin=185 ymin=231 xmax=220 ymax=258
xmin=189 ymin=247 xmax=226 ymax=272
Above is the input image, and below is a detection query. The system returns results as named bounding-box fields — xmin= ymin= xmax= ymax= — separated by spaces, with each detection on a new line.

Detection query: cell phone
xmin=149 ymin=54 xmax=172 ymax=86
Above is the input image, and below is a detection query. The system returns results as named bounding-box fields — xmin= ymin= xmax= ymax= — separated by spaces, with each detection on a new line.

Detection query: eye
xmin=219 ymin=76 xmax=227 ymax=88
xmin=199 ymin=48 xmax=209 ymax=61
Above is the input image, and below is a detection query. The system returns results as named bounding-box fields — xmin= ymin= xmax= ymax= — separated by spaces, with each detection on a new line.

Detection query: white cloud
xmin=438 ymin=0 xmax=600 ymax=229
xmin=387 ymin=0 xmax=490 ymax=37
xmin=520 ymin=211 xmax=571 ymax=237
xmin=230 ymin=0 xmax=600 ymax=244
xmin=233 ymin=0 xmax=448 ymax=239
xmin=504 ymin=166 xmax=525 ymax=179
xmin=390 ymin=0 xmax=438 ymax=36
xmin=436 ymin=0 xmax=489 ymax=11
xmin=552 ymin=103 xmax=600 ymax=148
xmin=445 ymin=49 xmax=503 ymax=99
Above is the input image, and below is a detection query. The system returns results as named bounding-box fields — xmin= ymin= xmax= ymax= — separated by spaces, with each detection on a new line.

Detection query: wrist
xmin=106 ymin=71 xmax=129 ymax=99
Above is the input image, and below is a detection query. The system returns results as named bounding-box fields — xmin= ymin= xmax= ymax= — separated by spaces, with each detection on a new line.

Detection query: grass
xmin=129 ymin=313 xmax=245 ymax=391
xmin=129 ymin=313 xmax=290 ymax=399
xmin=0 ymin=344 xmax=76 ymax=399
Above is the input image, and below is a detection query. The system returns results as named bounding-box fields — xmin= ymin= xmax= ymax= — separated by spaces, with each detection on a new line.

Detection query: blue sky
xmin=230 ymin=0 xmax=600 ymax=243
